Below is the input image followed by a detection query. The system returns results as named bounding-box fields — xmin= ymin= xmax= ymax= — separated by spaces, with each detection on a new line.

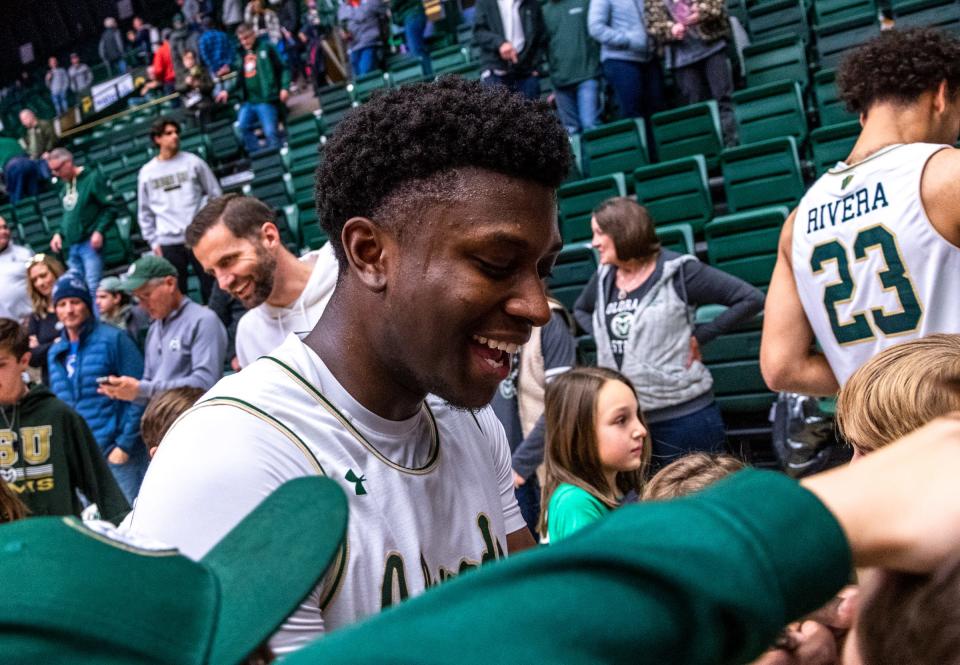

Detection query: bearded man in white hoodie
xmin=186 ymin=193 xmax=338 ymax=368
xmin=138 ymin=117 xmax=222 ymax=303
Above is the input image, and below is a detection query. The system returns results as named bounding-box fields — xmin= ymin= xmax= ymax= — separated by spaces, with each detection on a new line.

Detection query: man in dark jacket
xmin=543 ymin=0 xmax=602 ymax=134
xmin=99 ymin=17 xmax=127 ymax=76
xmin=215 ymin=23 xmax=290 ymax=153
xmin=0 ymin=318 xmax=129 ymax=524
xmin=473 ymin=0 xmax=548 ymax=99
xmin=47 ymin=274 xmax=148 ymax=504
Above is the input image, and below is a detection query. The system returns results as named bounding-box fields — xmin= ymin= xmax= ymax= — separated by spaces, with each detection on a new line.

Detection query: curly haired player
xmin=761 ymin=28 xmax=960 ymax=394
xmin=126 ymin=77 xmax=572 ymax=653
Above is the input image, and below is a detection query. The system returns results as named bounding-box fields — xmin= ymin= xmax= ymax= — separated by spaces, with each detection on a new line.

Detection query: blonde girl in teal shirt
xmin=540 ymin=367 xmax=650 ymax=541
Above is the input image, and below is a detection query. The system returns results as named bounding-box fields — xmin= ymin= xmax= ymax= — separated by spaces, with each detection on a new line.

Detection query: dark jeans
xmin=3 ymin=157 xmax=44 ymax=203
xmin=515 ymin=473 xmax=541 ymax=540
xmin=674 ymin=50 xmax=737 ymax=145
xmin=602 ymin=58 xmax=665 ymax=121
xmin=161 ymin=243 xmax=214 ymax=304
xmin=349 ymin=46 xmax=378 ymax=77
xmin=647 ymin=401 xmax=727 ymax=472
xmin=404 ymin=12 xmax=433 ymax=77
xmin=482 ymin=71 xmax=539 ymax=100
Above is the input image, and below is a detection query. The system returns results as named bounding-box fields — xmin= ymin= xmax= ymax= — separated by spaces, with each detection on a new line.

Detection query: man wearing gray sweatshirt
xmin=137 ymin=117 xmax=222 ymax=303
xmin=46 ymin=56 xmax=70 ymax=116
xmin=99 ymin=255 xmax=228 ymax=407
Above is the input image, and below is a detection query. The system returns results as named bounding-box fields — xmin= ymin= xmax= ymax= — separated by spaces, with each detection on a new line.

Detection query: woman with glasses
xmin=26 ymin=254 xmax=66 ymax=384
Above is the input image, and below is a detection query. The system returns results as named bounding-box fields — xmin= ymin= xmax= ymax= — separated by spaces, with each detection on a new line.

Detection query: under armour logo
xmin=345 ymin=469 xmax=367 ymax=495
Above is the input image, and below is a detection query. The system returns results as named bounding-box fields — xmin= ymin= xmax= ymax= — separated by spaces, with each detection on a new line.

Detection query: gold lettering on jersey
xmin=21 ymin=426 xmax=51 ymax=464
xmin=806 ymin=182 xmax=889 ymax=234
xmin=8 ymin=478 xmax=54 ymax=493
xmin=381 ymin=513 xmax=506 ymax=609
xmin=0 ymin=430 xmax=17 ymax=466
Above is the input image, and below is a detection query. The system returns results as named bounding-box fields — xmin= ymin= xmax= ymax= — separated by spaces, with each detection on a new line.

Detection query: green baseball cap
xmin=0 ymin=476 xmax=348 ymax=664
xmin=121 ymin=255 xmax=179 ymax=292
xmin=98 ymin=275 xmax=124 ymax=293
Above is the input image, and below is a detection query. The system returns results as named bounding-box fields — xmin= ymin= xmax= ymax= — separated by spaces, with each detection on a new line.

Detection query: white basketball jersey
xmin=792 ymin=143 xmax=960 ymax=385
xmin=127 ymin=334 xmax=524 ymax=654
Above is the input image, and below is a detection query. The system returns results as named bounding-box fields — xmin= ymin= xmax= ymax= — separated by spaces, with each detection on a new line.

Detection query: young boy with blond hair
xmin=836 ymin=333 xmax=960 ymax=457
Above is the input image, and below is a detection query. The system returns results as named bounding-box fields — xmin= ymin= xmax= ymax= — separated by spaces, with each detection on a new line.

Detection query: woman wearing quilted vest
xmin=574 ymin=197 xmax=763 ymax=469
xmin=47 ymin=273 xmax=148 ymax=503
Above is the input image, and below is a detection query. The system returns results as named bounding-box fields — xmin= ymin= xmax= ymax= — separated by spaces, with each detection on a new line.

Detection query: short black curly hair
xmin=315 ymin=77 xmax=571 ymax=266
xmin=838 ymin=28 xmax=960 ymax=115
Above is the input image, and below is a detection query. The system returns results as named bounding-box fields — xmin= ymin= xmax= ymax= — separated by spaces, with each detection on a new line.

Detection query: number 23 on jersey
xmin=810 ymin=224 xmax=923 ymax=345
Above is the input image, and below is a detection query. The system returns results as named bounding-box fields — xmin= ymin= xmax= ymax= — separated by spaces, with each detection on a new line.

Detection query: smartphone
xmin=96 ymin=376 xmax=112 ymax=385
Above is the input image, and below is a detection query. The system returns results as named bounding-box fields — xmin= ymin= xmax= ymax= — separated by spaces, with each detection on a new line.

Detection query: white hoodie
xmin=234 ymin=243 xmax=338 ymax=367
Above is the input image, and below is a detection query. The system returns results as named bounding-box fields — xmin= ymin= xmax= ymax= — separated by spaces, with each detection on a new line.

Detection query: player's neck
xmin=267 ymin=249 xmax=313 ymax=307
xmin=849 ymin=105 xmax=942 ymax=164
xmin=303 ymin=291 xmax=425 ymax=422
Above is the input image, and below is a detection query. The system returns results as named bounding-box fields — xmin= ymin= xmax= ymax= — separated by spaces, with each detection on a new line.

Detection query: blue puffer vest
xmin=48 ymin=318 xmax=146 ymax=454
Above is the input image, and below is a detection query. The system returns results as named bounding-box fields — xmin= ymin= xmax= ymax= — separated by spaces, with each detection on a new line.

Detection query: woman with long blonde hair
xmin=25 ymin=253 xmax=66 ymax=384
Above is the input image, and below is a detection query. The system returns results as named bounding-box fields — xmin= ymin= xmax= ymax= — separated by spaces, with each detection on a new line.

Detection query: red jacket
xmin=152 ymin=41 xmax=176 ymax=84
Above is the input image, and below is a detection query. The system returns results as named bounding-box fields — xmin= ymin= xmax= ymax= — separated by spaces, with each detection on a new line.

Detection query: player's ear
xmin=340 ymin=217 xmax=392 ymax=293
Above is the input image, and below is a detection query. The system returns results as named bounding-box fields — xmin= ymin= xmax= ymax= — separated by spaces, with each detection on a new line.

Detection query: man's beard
xmin=243 ymin=244 xmax=278 ymax=308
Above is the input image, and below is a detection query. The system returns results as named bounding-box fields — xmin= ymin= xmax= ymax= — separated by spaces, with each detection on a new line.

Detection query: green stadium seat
xmin=890 ymin=0 xmax=960 ymax=33
xmin=814 ymin=14 xmax=881 ymax=69
xmin=348 ymin=71 xmax=391 ymax=103
xmin=208 ymin=122 xmax=241 ymax=163
xmin=316 ymin=97 xmax=355 ymax=137
xmin=101 ymin=216 xmax=134 ymax=270
xmin=650 ymin=101 xmax=724 ymax=169
xmin=732 ymin=80 xmax=807 ymax=145
xmin=294 ymin=202 xmax=328 ymax=250
xmin=705 ymin=205 xmax=788 ymax=287
xmin=580 ymin=119 xmax=649 ymax=178
xmin=809 ymin=119 xmax=860 ymax=175
xmin=285 ymin=113 xmax=320 ymax=148
xmin=250 ymin=149 xmax=285 ymax=181
xmin=13 ymin=199 xmax=50 ymax=252
xmin=813 ymin=0 xmax=877 ymax=26
xmin=698 ymin=308 xmax=774 ymax=413
xmin=557 ymin=174 xmax=627 ymax=243
xmin=576 ymin=335 xmax=597 ymax=365
xmin=282 ymin=141 xmax=324 ymax=176
xmin=435 ymin=61 xmax=483 ymax=80
xmin=546 ymin=242 xmax=597 ymax=313
xmin=430 ymin=45 xmax=471 ymax=75
xmin=742 ymin=36 xmax=809 ymax=89
xmin=389 ymin=57 xmax=428 ymax=85
xmin=813 ymin=69 xmax=856 ymax=126
xmin=243 ymin=176 xmax=293 ymax=211
xmin=288 ymin=170 xmax=315 ymax=207
xmin=656 ymin=222 xmax=696 ymax=255
xmin=317 ymin=83 xmax=352 ymax=109
xmin=721 ymin=137 xmax=804 ymax=213
xmin=633 ymin=155 xmax=712 ymax=234
xmin=745 ymin=0 xmax=810 ymax=41
xmin=727 ymin=0 xmax=749 ymax=27
xmin=567 ymin=134 xmax=584 ymax=182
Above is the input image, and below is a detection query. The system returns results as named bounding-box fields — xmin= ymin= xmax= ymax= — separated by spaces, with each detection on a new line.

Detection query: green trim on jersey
xmin=187 ymin=397 xmax=348 ymax=610
xmin=826 ymin=144 xmax=905 ymax=175
xmin=261 ymin=356 xmax=442 ymax=475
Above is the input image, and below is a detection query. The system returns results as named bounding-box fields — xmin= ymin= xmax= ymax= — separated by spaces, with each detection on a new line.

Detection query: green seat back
xmin=705 ymin=206 xmax=788 ymax=287
xmin=743 ymin=35 xmax=809 ymax=88
xmin=557 ymin=174 xmax=627 ymax=243
xmin=721 ymin=137 xmax=804 ymax=212
xmin=580 ymin=119 xmax=649 ymax=178
xmin=746 ymin=0 xmax=810 ymax=41
xmin=890 ymin=0 xmax=960 ymax=33
xmin=814 ymin=14 xmax=881 ymax=68
xmin=317 ymin=83 xmax=352 ymax=109
xmin=813 ymin=69 xmax=856 ymax=126
xmin=286 ymin=114 xmax=320 ymax=148
xmin=809 ymin=119 xmax=860 ymax=175
xmin=813 ymin=0 xmax=877 ymax=25
xmin=101 ymin=217 xmax=133 ymax=270
xmin=656 ymin=223 xmax=695 ymax=255
xmin=650 ymin=101 xmax=723 ymax=168
xmin=316 ymin=98 xmax=356 ymax=137
xmin=389 ymin=57 xmax=427 ymax=85
xmin=296 ymin=202 xmax=329 ymax=250
xmin=546 ymin=242 xmax=598 ymax=312
xmin=348 ymin=71 xmax=390 ymax=103
xmin=633 ymin=155 xmax=712 ymax=233
xmin=732 ymin=80 xmax=807 ymax=145
xmin=430 ymin=45 xmax=470 ymax=74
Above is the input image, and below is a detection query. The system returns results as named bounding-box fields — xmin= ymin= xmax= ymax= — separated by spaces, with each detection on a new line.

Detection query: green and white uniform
xmin=792 ymin=142 xmax=960 ymax=385
xmin=125 ymin=334 xmax=524 ymax=654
